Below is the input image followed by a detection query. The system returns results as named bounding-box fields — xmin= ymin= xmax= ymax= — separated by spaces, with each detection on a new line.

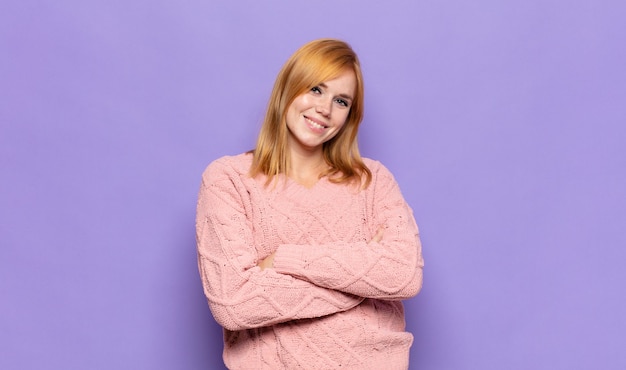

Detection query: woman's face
xmin=285 ymin=69 xmax=356 ymax=156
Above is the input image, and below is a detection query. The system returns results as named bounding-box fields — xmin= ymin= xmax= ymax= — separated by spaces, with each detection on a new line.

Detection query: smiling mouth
xmin=305 ymin=117 xmax=327 ymax=130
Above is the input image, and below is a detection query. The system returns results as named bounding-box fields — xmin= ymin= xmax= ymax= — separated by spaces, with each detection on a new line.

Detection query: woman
xmin=196 ymin=38 xmax=424 ymax=369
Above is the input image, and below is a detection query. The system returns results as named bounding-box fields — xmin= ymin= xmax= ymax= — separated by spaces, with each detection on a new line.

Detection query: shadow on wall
xmin=201 ymin=312 xmax=227 ymax=369
xmin=191 ymin=240 xmax=226 ymax=370
xmin=156 ymin=206 xmax=228 ymax=369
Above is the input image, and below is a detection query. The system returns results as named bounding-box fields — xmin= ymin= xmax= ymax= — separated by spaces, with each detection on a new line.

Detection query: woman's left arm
xmin=271 ymin=163 xmax=424 ymax=300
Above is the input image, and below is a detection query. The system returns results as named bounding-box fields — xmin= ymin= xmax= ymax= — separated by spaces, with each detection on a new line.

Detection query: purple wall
xmin=2 ymin=1 xmax=625 ymax=369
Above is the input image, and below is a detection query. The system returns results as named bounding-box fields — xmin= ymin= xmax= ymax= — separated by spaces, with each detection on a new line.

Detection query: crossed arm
xmin=196 ymin=160 xmax=423 ymax=331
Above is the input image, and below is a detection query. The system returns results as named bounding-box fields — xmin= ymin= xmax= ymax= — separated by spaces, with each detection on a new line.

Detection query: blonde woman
xmin=196 ymin=38 xmax=424 ymax=369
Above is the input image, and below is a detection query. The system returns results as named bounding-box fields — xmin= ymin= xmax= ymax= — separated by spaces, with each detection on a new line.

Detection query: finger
xmin=372 ymin=227 xmax=384 ymax=243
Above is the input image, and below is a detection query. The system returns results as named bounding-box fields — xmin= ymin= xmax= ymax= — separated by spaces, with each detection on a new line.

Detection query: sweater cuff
xmin=273 ymin=244 xmax=308 ymax=276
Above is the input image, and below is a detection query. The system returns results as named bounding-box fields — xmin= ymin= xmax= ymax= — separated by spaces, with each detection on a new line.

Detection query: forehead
xmin=319 ymin=69 xmax=357 ymax=97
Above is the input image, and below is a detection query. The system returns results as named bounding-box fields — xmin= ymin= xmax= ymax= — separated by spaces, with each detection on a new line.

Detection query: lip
xmin=304 ymin=115 xmax=328 ymax=133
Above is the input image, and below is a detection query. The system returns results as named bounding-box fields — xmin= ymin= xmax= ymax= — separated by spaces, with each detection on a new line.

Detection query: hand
xmin=258 ymin=252 xmax=275 ymax=271
xmin=370 ymin=226 xmax=385 ymax=244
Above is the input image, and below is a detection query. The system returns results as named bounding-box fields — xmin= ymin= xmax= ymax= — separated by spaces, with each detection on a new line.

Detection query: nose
xmin=315 ymin=98 xmax=332 ymax=117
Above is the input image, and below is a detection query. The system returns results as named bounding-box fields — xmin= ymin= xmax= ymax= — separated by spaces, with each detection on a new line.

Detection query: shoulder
xmin=205 ymin=152 xmax=253 ymax=174
xmin=358 ymin=157 xmax=403 ymax=197
xmin=202 ymin=152 xmax=253 ymax=182
xmin=361 ymin=157 xmax=395 ymax=181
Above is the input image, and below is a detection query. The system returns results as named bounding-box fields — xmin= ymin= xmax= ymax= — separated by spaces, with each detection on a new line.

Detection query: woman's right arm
xmin=196 ymin=160 xmax=363 ymax=331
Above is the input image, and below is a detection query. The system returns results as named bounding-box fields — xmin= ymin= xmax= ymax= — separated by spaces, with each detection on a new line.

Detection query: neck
xmin=288 ymin=147 xmax=327 ymax=187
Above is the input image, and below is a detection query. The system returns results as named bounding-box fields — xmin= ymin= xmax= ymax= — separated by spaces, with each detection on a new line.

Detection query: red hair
xmin=250 ymin=38 xmax=371 ymax=188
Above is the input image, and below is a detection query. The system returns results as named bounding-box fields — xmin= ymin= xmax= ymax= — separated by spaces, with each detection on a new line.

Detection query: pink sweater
xmin=196 ymin=153 xmax=424 ymax=369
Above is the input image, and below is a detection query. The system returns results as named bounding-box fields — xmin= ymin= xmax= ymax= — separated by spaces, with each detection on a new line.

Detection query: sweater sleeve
xmin=272 ymin=162 xmax=424 ymax=300
xmin=196 ymin=159 xmax=363 ymax=331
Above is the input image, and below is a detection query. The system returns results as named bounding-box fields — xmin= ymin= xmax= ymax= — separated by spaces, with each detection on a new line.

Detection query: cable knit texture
xmin=196 ymin=153 xmax=424 ymax=369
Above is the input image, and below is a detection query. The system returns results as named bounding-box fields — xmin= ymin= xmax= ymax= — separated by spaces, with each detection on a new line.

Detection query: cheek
xmin=335 ymin=110 xmax=350 ymax=128
xmin=285 ymin=104 xmax=299 ymax=127
xmin=291 ymin=95 xmax=311 ymax=111
xmin=329 ymin=115 xmax=350 ymax=140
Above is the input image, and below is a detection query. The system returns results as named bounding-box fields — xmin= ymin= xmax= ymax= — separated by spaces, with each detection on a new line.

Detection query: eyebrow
xmin=319 ymin=82 xmax=354 ymax=101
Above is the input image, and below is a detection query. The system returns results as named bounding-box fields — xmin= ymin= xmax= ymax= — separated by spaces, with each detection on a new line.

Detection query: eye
xmin=310 ymin=86 xmax=322 ymax=94
xmin=335 ymin=98 xmax=349 ymax=107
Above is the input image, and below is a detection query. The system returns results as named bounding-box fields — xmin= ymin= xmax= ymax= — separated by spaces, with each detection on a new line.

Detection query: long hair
xmin=250 ymin=38 xmax=372 ymax=188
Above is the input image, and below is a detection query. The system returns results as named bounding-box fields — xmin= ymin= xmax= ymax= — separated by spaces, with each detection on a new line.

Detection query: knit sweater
xmin=196 ymin=153 xmax=424 ymax=369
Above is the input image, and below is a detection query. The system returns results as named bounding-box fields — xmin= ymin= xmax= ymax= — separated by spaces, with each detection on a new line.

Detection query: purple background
xmin=2 ymin=1 xmax=625 ymax=369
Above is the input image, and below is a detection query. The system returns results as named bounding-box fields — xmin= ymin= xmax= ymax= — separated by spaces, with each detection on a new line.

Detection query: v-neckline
xmin=286 ymin=174 xmax=327 ymax=191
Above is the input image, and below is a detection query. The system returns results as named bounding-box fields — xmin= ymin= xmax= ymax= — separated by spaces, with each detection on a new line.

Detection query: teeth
xmin=306 ymin=118 xmax=325 ymax=129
